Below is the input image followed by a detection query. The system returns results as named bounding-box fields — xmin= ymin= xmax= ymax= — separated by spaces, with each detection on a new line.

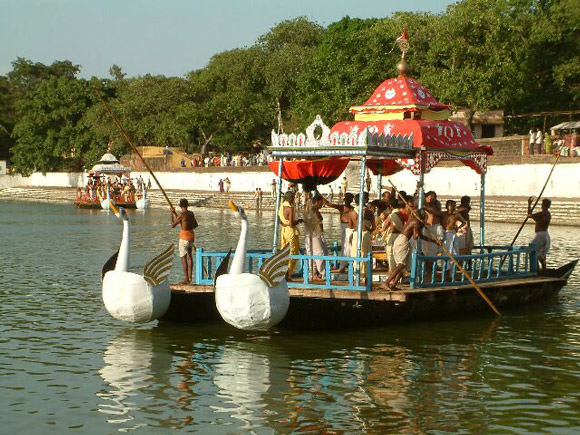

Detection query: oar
xmin=507 ymin=151 xmax=561 ymax=248
xmin=388 ymin=180 xmax=501 ymax=317
xmin=93 ymin=86 xmax=174 ymax=210
xmin=94 ymin=86 xmax=209 ymax=278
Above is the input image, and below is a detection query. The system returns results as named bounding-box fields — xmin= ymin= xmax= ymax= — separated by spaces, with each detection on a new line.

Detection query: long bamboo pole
xmin=93 ymin=85 xmax=175 ymax=210
xmin=388 ymin=180 xmax=501 ymax=317
xmin=94 ymin=86 xmax=209 ymax=278
xmin=507 ymin=152 xmax=561 ymax=248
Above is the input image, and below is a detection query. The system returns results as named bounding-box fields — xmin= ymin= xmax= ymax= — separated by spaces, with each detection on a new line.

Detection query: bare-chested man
xmin=381 ymin=197 xmax=430 ymax=290
xmin=442 ymin=200 xmax=466 ymax=256
xmin=528 ymin=197 xmax=552 ymax=274
xmin=456 ymin=195 xmax=473 ymax=254
xmin=423 ymin=191 xmax=445 ymax=253
xmin=171 ymin=198 xmax=198 ymax=284
xmin=325 ymin=193 xmax=357 ymax=272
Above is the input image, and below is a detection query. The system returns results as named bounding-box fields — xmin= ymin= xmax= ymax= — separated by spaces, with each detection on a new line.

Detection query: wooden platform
xmin=165 ymin=271 xmax=572 ymax=329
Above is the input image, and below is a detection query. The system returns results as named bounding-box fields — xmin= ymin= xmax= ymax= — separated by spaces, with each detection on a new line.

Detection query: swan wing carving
xmin=102 ymin=250 xmax=119 ymax=280
xmin=143 ymin=245 xmax=175 ymax=286
xmin=258 ymin=244 xmax=291 ymax=287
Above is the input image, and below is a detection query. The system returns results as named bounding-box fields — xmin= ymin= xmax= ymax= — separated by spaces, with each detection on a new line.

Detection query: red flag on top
xmin=396 ymin=29 xmax=407 ymax=41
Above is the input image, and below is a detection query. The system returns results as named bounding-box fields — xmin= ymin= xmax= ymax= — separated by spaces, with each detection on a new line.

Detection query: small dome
xmin=99 ymin=153 xmax=119 ymax=164
xmin=356 ymin=76 xmax=448 ymax=111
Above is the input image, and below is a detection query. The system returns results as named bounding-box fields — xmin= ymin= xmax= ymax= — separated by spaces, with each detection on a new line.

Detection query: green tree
xmin=84 ymin=74 xmax=196 ymax=158
xmin=187 ymin=47 xmax=272 ymax=154
xmin=11 ymin=76 xmax=100 ymax=174
xmin=257 ymin=17 xmax=324 ymax=133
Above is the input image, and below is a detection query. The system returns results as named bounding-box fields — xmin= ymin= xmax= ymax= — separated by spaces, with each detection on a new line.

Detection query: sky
xmin=1 ymin=0 xmax=457 ymax=79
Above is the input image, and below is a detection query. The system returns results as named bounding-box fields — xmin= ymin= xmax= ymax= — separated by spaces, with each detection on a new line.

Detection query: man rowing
xmin=528 ymin=197 xmax=552 ymax=274
xmin=171 ymin=198 xmax=198 ymax=284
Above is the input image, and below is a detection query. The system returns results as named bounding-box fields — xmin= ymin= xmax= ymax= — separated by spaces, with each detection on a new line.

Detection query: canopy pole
xmin=272 ymin=158 xmax=284 ymax=253
xmin=377 ymin=174 xmax=382 ymax=199
xmin=356 ymin=157 xmax=367 ymax=285
xmin=480 ymin=172 xmax=485 ymax=251
xmin=416 ymin=149 xmax=426 ymax=256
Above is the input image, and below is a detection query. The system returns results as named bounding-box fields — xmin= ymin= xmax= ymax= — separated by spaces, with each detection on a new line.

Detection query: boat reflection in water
xmin=96 ymin=328 xmax=173 ymax=431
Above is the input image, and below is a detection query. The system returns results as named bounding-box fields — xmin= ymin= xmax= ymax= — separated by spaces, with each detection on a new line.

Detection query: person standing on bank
xmin=528 ymin=197 xmax=551 ymax=275
xmin=171 ymin=199 xmax=199 ymax=284
xmin=535 ymin=126 xmax=544 ymax=154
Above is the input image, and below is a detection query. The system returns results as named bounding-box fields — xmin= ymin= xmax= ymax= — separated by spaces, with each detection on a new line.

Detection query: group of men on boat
xmin=168 ymin=182 xmax=552 ymax=288
xmin=76 ymin=173 xmax=151 ymax=205
xmin=276 ymin=182 xmax=553 ymax=289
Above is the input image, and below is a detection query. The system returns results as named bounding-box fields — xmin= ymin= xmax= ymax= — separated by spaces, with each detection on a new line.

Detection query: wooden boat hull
xmin=163 ymin=260 xmax=577 ymax=329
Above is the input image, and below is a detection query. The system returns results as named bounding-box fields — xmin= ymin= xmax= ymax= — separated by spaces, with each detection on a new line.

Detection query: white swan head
xmin=109 ymin=201 xmax=128 ymax=221
xmin=228 ymin=200 xmax=247 ymax=221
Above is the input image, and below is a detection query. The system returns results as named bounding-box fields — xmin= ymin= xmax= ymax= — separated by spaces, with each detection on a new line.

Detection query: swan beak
xmin=228 ymin=200 xmax=238 ymax=213
xmin=109 ymin=201 xmax=119 ymax=214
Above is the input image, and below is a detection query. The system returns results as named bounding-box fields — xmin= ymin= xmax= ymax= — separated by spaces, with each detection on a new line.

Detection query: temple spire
xmin=395 ymin=29 xmax=409 ymax=77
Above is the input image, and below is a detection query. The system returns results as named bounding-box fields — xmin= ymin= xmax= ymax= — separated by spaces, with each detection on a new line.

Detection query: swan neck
xmin=230 ymin=218 xmax=247 ymax=275
xmin=115 ymin=220 xmax=130 ymax=272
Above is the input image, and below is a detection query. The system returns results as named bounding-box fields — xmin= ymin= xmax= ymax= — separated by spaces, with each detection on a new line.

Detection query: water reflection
xmin=2 ymin=201 xmax=580 ymax=434
xmin=97 ymin=328 xmax=173 ymax=431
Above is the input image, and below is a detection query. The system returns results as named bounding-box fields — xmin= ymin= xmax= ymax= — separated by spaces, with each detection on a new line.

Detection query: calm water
xmin=1 ymin=200 xmax=579 ymax=434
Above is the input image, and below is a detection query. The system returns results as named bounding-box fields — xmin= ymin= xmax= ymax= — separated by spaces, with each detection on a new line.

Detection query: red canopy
xmin=331 ymin=119 xmax=493 ymax=155
xmin=268 ymin=158 xmax=349 ymax=191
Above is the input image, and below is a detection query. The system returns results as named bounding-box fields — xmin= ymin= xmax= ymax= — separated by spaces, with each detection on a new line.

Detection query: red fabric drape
xmin=268 ymin=158 xmax=349 ymax=191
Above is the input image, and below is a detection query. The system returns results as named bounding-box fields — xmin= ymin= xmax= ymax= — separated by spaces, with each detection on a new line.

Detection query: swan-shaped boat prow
xmin=136 ymin=189 xmax=150 ymax=210
xmin=102 ymin=201 xmax=174 ymax=323
xmin=215 ymin=200 xmax=290 ymax=331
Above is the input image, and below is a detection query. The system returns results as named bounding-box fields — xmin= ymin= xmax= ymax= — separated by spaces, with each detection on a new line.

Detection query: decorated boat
xmin=75 ymin=153 xmax=138 ymax=209
xmin=164 ymin=34 xmax=577 ymax=329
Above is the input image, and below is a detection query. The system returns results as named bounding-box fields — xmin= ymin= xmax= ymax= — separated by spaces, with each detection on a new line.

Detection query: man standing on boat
xmin=528 ymin=197 xmax=552 ymax=274
xmin=171 ymin=199 xmax=199 ymax=284
xmin=279 ymin=191 xmax=303 ymax=281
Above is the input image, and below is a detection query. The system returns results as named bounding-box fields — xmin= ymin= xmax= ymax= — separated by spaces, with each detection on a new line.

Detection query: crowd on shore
xmin=180 ymin=150 xmax=272 ymax=168
xmin=528 ymin=127 xmax=579 ymax=157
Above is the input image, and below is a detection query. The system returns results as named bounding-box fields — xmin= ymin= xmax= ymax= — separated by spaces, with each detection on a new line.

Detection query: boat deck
xmin=170 ymin=274 xmax=565 ymax=303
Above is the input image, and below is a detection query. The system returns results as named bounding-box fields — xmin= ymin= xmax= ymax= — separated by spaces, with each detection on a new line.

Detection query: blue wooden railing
xmin=409 ymin=245 xmax=538 ymax=289
xmin=195 ymin=244 xmax=373 ymax=291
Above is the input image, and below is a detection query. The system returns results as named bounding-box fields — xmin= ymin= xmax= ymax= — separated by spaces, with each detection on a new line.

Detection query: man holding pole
xmin=528 ymin=197 xmax=551 ymax=275
xmin=171 ymin=199 xmax=198 ymax=284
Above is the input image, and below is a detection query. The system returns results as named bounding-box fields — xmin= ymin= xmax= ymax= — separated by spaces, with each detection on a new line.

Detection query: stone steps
xmin=1 ymin=187 xmax=578 ymax=225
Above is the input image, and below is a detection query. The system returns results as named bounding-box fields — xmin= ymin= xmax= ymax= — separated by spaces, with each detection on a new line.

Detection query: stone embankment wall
xmin=1 ymin=160 xmax=579 ymax=199
xmin=1 ymin=186 xmax=578 ymax=226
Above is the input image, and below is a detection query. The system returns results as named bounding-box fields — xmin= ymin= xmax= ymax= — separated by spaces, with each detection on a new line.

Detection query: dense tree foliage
xmin=0 ymin=1 xmax=578 ymax=174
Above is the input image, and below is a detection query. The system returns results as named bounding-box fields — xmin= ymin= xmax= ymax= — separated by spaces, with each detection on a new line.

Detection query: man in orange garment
xmin=171 ymin=198 xmax=198 ymax=284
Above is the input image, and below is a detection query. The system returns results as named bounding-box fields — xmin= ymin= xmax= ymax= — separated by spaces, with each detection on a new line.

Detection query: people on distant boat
xmin=171 ymin=198 xmax=199 ymax=284
xmin=528 ymin=197 xmax=552 ymax=274
xmin=279 ymin=191 xmax=303 ymax=281
xmin=304 ymin=192 xmax=328 ymax=281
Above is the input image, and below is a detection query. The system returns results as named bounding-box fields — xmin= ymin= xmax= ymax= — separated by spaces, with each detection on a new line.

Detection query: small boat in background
xmin=75 ymin=153 xmax=138 ymax=210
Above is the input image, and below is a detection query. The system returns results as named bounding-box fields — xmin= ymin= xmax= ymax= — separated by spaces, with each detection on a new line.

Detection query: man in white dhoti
xmin=304 ymin=192 xmax=328 ymax=280
xmin=528 ymin=197 xmax=552 ymax=274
